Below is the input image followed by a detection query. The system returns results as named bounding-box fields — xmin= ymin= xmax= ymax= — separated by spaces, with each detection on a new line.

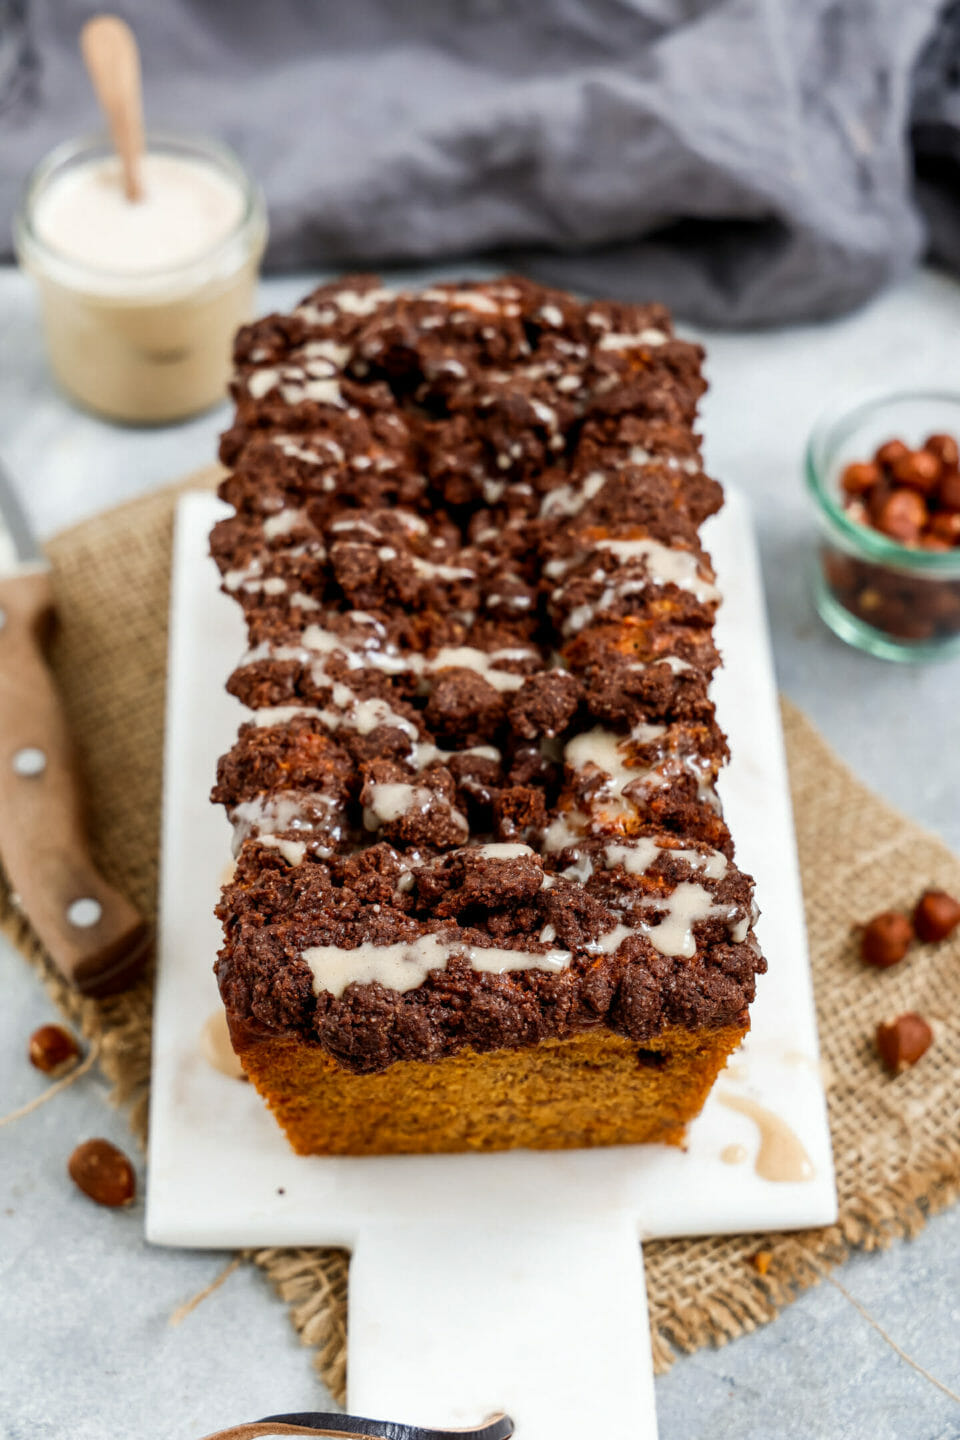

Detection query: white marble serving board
xmin=148 ymin=488 xmax=836 ymax=1440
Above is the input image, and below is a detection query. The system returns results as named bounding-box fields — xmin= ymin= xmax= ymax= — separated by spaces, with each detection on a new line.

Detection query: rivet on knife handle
xmin=0 ymin=568 xmax=148 ymax=995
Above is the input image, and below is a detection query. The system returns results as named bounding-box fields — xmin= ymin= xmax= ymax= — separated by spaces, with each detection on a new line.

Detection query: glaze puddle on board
xmin=717 ymin=1092 xmax=815 ymax=1183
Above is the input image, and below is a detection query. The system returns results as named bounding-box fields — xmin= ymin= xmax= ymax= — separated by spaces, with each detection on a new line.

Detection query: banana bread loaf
xmin=211 ymin=274 xmax=764 ymax=1155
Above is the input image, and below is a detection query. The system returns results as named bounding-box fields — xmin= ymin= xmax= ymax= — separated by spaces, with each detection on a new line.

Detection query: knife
xmin=198 ymin=1411 xmax=514 ymax=1439
xmin=0 ymin=459 xmax=149 ymax=995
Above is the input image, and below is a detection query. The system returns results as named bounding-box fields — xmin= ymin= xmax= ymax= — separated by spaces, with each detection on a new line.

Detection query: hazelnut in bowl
xmin=806 ymin=391 xmax=960 ymax=661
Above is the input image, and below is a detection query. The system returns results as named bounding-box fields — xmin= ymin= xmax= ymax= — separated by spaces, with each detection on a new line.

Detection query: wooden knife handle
xmin=0 ymin=569 xmax=148 ymax=995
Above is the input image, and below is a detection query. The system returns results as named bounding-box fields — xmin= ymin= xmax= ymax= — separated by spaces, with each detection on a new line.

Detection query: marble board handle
xmin=346 ymin=1217 xmax=658 ymax=1440
xmin=0 ymin=569 xmax=149 ymax=994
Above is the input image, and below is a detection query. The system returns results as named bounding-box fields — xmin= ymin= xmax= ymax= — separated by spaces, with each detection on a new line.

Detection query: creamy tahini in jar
xmin=17 ymin=137 xmax=267 ymax=423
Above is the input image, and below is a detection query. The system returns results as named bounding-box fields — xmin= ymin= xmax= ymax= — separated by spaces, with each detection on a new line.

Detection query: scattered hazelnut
xmin=938 ymin=469 xmax=960 ymax=512
xmin=875 ymin=438 xmax=910 ymax=469
xmin=873 ymin=488 xmax=927 ymax=543
xmin=913 ymin=888 xmax=960 ymax=943
xmin=67 ymin=1138 xmax=136 ymax=1208
xmin=28 ymin=1023 xmax=80 ymax=1076
xmin=892 ymin=449 xmax=941 ymax=492
xmin=841 ymin=461 xmax=881 ymax=496
xmin=925 ymin=433 xmax=960 ymax=469
xmin=860 ymin=911 xmax=913 ymax=968
xmin=751 ymin=1250 xmax=773 ymax=1276
xmin=876 ymin=1013 xmax=933 ymax=1073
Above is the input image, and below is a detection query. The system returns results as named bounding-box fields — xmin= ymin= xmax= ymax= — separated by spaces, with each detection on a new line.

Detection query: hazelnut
xmin=913 ymin=888 xmax=960 ymax=943
xmin=866 ymin=480 xmax=894 ymax=524
xmin=860 ymin=910 xmax=913 ymax=967
xmin=892 ymin=450 xmax=941 ymax=491
xmin=875 ymin=438 xmax=910 ymax=470
xmin=927 ymin=582 xmax=960 ymax=625
xmin=878 ymin=611 xmax=936 ymax=641
xmin=938 ymin=469 xmax=960 ymax=511
xmin=822 ymin=549 xmax=859 ymax=595
xmin=925 ymin=433 xmax=960 ymax=469
xmin=873 ymin=488 xmax=928 ymax=543
xmin=841 ymin=461 xmax=880 ymax=497
xmin=928 ymin=511 xmax=960 ymax=545
xmin=28 ymin=1023 xmax=80 ymax=1076
xmin=68 ymin=1138 xmax=136 ymax=1208
xmin=876 ymin=1013 xmax=933 ymax=1073
xmin=855 ymin=585 xmax=883 ymax=613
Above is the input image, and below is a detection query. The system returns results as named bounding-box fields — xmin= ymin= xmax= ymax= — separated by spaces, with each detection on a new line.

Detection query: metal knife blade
xmin=0 ymin=455 xmax=148 ymax=994
xmin=0 ymin=457 xmax=46 ymax=572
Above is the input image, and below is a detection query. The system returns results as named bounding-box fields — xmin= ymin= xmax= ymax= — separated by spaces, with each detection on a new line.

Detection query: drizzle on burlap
xmin=4 ymin=470 xmax=960 ymax=1403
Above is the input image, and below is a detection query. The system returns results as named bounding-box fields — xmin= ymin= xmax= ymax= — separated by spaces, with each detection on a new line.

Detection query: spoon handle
xmin=80 ymin=14 xmax=144 ymax=202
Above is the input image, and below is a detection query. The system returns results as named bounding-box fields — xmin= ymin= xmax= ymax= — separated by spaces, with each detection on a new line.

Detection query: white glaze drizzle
xmin=598 ymin=328 xmax=667 ymax=348
xmin=297 ymin=287 xmax=394 ymax=323
xmin=593 ymin=538 xmax=719 ymax=602
xmin=636 ymin=882 xmax=739 ymax=958
xmin=244 ymin=623 xmax=537 ymax=695
xmin=247 ymin=346 xmax=348 ymax=407
xmin=259 ymin=836 xmax=308 ymax=865
xmin=563 ymin=723 xmax=718 ymax=819
xmin=302 ymin=871 xmax=745 ymax=997
xmin=603 ymin=841 xmax=728 ymax=881
xmin=472 ymin=841 xmax=535 ymax=859
xmin=274 ymin=434 xmax=345 ymax=466
xmin=559 ymin=536 xmax=719 ymax=635
xmin=230 ymin=789 xmax=344 ymax=860
xmin=302 ymin=931 xmax=573 ymax=997
xmin=421 ymin=287 xmax=502 ymax=314
xmin=410 ymin=556 xmax=477 ymax=582
xmin=540 ymin=470 xmax=606 ymax=519
xmin=625 ymin=655 xmax=692 ymax=674
xmin=247 ymin=704 xmax=321 ymax=727
xmin=263 ymin=508 xmax=307 ymax=540
xmin=362 ymin=782 xmax=469 ymax=837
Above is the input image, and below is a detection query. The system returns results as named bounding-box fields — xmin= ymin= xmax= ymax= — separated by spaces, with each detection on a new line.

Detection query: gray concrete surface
xmin=1 ymin=265 xmax=959 ymax=1439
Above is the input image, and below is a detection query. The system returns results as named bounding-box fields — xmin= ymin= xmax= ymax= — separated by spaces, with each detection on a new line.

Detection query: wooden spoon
xmin=80 ymin=15 xmax=144 ymax=202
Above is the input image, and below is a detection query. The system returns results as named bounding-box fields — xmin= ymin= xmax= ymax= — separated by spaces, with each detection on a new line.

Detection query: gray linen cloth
xmin=1 ymin=0 xmax=956 ymax=325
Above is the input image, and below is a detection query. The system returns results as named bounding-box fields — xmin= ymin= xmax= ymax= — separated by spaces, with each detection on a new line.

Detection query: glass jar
xmin=14 ymin=131 xmax=267 ymax=424
xmin=806 ymin=391 xmax=960 ymax=662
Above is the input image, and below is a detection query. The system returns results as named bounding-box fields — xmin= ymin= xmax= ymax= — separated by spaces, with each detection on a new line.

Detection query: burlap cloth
xmin=9 ymin=471 xmax=960 ymax=1401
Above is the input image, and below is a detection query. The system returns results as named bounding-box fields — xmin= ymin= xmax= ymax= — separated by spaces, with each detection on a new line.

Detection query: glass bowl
xmin=806 ymin=390 xmax=960 ymax=662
